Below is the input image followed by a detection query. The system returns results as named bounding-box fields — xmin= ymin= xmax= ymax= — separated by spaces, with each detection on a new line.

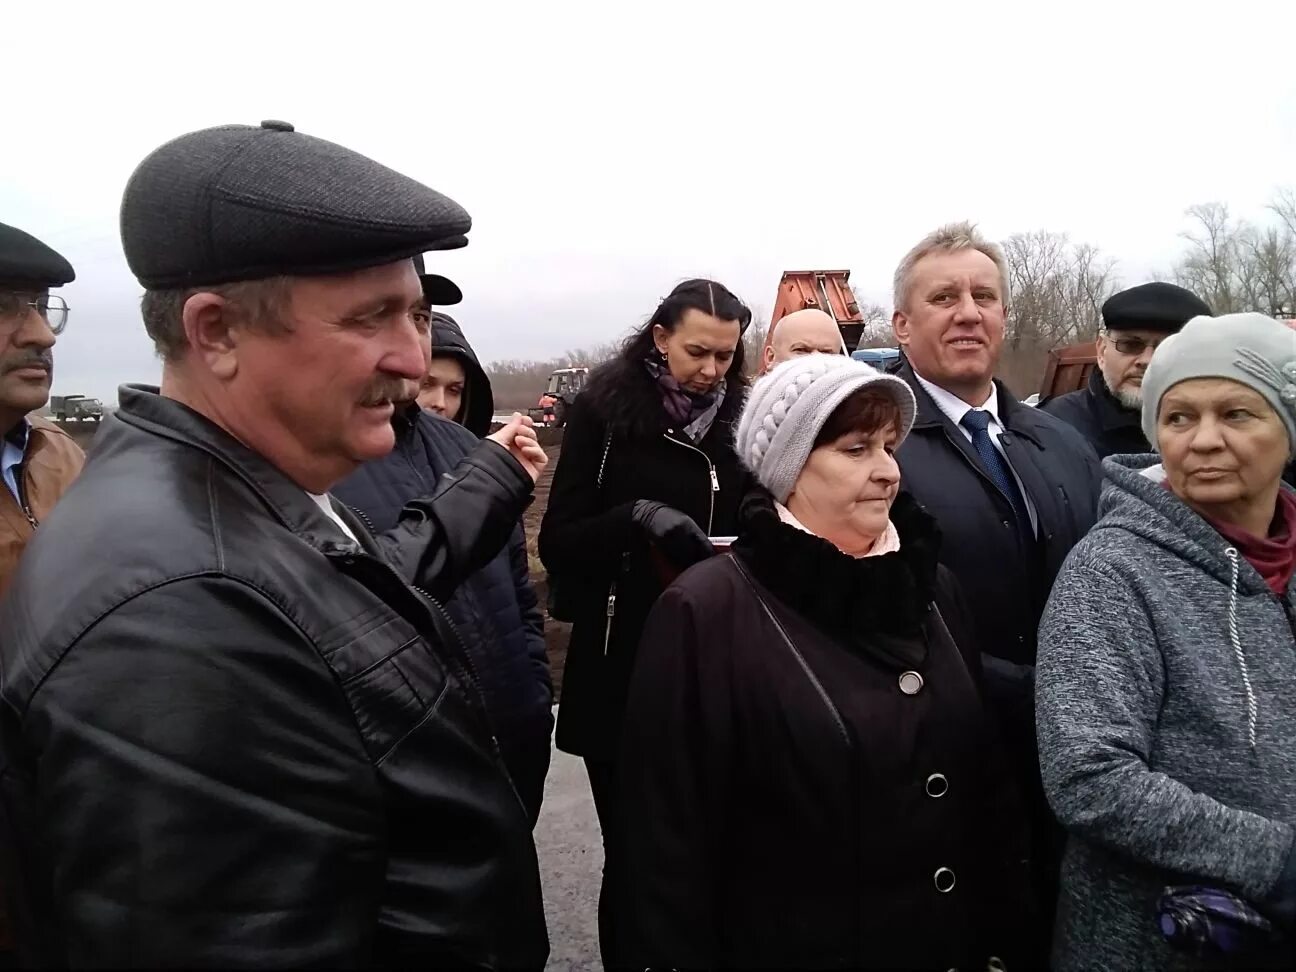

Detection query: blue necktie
xmin=959 ymin=409 xmax=1029 ymax=526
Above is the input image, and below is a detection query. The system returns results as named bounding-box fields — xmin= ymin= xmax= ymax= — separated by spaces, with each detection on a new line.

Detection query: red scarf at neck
xmin=1200 ymin=490 xmax=1296 ymax=596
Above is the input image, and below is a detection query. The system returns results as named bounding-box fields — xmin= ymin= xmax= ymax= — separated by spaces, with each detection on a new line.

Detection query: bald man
xmin=762 ymin=309 xmax=845 ymax=372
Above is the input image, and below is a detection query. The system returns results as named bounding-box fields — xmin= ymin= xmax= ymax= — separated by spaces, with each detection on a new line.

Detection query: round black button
xmin=260 ymin=119 xmax=295 ymax=132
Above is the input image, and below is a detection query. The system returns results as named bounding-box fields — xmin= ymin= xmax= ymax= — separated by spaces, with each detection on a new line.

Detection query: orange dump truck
xmin=761 ymin=271 xmax=865 ymax=369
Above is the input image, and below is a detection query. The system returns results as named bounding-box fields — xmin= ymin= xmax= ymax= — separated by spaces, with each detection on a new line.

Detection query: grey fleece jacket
xmin=1037 ymin=454 xmax=1296 ymax=971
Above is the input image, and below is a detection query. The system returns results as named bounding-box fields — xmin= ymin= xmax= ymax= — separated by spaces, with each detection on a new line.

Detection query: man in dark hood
xmin=334 ymin=278 xmax=554 ymax=824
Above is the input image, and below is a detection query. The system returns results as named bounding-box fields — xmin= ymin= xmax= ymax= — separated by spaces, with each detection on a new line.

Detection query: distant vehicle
xmin=762 ymin=270 xmax=864 ymax=372
xmin=851 ymin=347 xmax=902 ymax=369
xmin=49 ymin=394 xmax=104 ymax=422
xmin=1038 ymin=340 xmax=1098 ymax=405
xmin=528 ymin=367 xmax=588 ymax=428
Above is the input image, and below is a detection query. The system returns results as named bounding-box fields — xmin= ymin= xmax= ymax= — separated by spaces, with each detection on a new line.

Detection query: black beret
xmin=411 ymin=253 xmax=463 ymax=306
xmin=1102 ymin=282 xmax=1212 ymax=334
xmin=0 ymin=221 xmax=75 ymax=289
xmin=120 ymin=120 xmax=471 ymax=290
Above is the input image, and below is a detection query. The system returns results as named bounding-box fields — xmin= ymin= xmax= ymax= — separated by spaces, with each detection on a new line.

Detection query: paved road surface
xmin=535 ymin=726 xmax=603 ymax=970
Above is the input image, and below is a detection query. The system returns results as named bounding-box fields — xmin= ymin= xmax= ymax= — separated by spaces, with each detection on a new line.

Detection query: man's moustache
xmin=359 ymin=378 xmax=418 ymax=407
xmin=3 ymin=351 xmax=53 ymax=373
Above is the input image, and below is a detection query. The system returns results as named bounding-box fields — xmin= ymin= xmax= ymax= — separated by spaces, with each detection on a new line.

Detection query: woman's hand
xmin=632 ymin=501 xmax=715 ymax=569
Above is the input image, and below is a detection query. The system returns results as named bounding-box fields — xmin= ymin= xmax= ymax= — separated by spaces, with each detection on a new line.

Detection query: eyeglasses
xmin=0 ymin=293 xmax=70 ymax=334
xmin=1109 ymin=334 xmax=1163 ymax=356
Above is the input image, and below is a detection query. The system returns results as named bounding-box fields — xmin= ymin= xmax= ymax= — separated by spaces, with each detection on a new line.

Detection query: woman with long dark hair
xmin=538 ymin=278 xmax=751 ymax=963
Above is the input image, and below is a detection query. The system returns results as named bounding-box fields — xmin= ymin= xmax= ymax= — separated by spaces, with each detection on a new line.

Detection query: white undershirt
xmin=307 ymin=492 xmax=359 ymax=543
xmin=911 ymin=371 xmax=1040 ymax=535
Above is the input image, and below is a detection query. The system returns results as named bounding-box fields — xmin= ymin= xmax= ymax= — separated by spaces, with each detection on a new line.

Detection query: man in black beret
xmin=0 ymin=122 xmax=550 ymax=968
xmin=0 ymin=221 xmax=84 ymax=962
xmin=0 ymin=221 xmax=84 ymax=596
xmin=1042 ymin=281 xmax=1212 ymax=458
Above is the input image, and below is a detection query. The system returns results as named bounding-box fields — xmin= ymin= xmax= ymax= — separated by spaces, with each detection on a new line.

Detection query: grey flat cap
xmin=120 ymin=120 xmax=471 ymax=289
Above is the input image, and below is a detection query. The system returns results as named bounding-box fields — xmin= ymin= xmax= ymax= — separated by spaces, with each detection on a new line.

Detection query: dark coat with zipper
xmin=538 ymin=356 xmax=747 ymax=761
xmin=892 ymin=360 xmax=1101 ymax=952
xmin=1040 ymin=366 xmax=1150 ymax=459
xmin=615 ymin=490 xmax=1033 ymax=970
xmin=0 ymin=385 xmax=548 ymax=968
xmin=334 ymin=318 xmax=552 ymax=825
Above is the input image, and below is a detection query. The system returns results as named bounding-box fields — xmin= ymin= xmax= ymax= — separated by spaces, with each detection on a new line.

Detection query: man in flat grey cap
xmin=0 ymin=121 xmax=550 ymax=968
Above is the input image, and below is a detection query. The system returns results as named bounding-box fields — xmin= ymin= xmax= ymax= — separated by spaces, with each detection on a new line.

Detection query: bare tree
xmin=1172 ymin=194 xmax=1296 ymax=317
xmin=1001 ymin=231 xmax=1119 ymax=350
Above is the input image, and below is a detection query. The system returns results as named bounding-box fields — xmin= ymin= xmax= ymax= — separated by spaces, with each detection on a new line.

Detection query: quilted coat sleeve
xmin=22 ymin=576 xmax=384 ymax=967
xmin=509 ymin=521 xmax=552 ymax=702
xmin=377 ymin=437 xmax=535 ymax=602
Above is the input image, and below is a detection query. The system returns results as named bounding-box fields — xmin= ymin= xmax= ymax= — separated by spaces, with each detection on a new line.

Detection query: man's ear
xmin=182 ymin=292 xmax=241 ymax=380
xmin=891 ymin=309 xmax=910 ymax=347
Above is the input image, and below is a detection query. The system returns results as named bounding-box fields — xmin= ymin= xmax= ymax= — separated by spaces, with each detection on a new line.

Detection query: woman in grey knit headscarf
xmin=1037 ymin=312 xmax=1296 ymax=969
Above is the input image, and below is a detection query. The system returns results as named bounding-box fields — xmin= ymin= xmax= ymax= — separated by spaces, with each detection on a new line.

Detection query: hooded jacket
xmin=429 ymin=312 xmax=494 ymax=436
xmin=1037 ymin=456 xmax=1296 ymax=970
xmin=334 ymin=317 xmax=552 ymax=822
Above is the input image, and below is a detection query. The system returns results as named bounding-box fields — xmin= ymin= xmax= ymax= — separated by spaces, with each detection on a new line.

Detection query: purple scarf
xmin=644 ymin=357 xmax=726 ymax=442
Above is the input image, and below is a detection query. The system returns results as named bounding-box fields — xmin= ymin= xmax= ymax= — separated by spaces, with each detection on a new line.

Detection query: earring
xmin=659 ymin=349 xmax=668 ymax=361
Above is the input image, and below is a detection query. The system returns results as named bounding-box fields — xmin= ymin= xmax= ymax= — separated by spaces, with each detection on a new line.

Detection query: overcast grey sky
xmin=6 ymin=0 xmax=1295 ymax=402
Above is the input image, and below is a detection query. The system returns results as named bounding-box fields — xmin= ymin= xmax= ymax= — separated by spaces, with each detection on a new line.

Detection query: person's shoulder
xmin=664 ymin=553 xmax=749 ymax=610
xmin=416 ymin=410 xmax=478 ymax=453
xmin=28 ymin=415 xmax=85 ymax=455
xmin=1013 ymin=394 xmax=1098 ymax=457
xmin=1039 ymin=387 xmax=1088 ymax=419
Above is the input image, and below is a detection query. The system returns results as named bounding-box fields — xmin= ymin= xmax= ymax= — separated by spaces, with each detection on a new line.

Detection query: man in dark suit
xmin=1042 ymin=282 xmax=1211 ymax=458
xmin=889 ymin=221 xmax=1103 ymax=961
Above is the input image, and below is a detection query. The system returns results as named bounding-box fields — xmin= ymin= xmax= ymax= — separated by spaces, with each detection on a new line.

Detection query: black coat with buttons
xmin=614 ymin=489 xmax=1033 ymax=970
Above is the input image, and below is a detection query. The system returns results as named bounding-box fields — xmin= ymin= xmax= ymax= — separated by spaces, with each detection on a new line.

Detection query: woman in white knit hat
xmin=614 ymin=353 xmax=1031 ymax=970
xmin=1038 ymin=312 xmax=1296 ymax=970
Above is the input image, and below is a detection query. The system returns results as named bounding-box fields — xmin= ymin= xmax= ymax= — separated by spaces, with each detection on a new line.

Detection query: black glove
xmin=632 ymin=500 xmax=715 ymax=570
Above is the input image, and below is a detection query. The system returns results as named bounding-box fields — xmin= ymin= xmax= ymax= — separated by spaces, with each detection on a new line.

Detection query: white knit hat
xmin=1142 ymin=312 xmax=1296 ymax=451
xmin=736 ymin=354 xmax=917 ymax=503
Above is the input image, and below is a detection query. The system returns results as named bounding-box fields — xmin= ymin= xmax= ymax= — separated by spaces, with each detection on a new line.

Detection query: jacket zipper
xmin=13 ymin=459 xmax=37 ymax=529
xmin=603 ymin=550 xmax=629 ymax=656
xmin=663 ymin=433 xmax=718 ymax=534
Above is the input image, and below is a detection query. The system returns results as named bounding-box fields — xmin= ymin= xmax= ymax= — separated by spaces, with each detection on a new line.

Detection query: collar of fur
xmin=733 ymin=488 xmax=942 ymax=666
xmin=581 ymin=355 xmax=747 ymax=441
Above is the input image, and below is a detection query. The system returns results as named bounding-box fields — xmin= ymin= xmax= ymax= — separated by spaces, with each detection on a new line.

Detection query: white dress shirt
xmin=910 ymin=371 xmax=1039 ymax=535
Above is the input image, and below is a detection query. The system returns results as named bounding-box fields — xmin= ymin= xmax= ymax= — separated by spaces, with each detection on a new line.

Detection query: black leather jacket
xmin=0 ymin=386 xmax=549 ymax=969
